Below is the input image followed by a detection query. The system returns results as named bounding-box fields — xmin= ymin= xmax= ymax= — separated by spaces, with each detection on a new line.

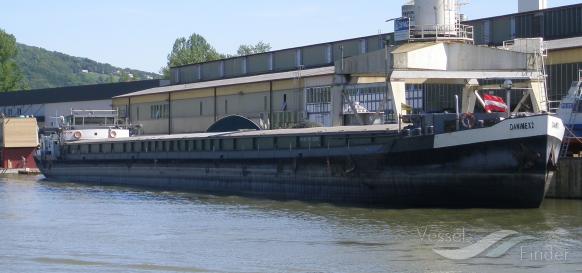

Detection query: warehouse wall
xmin=224 ymin=58 xmax=245 ymax=78
xmin=547 ymin=62 xmax=582 ymax=101
xmin=302 ymin=45 xmax=332 ymax=67
xmin=113 ymin=76 xmax=333 ymax=135
xmin=467 ymin=4 xmax=582 ymax=46
xmin=247 ymin=53 xmax=272 ymax=75
xmin=170 ymin=33 xmax=393 ymax=85
xmin=44 ymin=100 xmax=112 ymax=128
xmin=0 ymin=104 xmax=44 ymax=119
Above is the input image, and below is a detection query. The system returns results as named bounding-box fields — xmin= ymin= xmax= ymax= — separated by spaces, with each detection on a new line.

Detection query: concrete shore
xmin=547 ymin=158 xmax=582 ymax=199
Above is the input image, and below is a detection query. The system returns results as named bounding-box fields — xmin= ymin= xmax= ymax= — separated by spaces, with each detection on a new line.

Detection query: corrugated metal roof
xmin=115 ymin=67 xmax=335 ymax=98
xmin=0 ymin=80 xmax=162 ymax=107
xmin=546 ymin=37 xmax=582 ymax=51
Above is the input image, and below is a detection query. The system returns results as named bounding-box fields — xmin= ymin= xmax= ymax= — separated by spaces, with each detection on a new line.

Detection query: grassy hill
xmin=15 ymin=43 xmax=160 ymax=90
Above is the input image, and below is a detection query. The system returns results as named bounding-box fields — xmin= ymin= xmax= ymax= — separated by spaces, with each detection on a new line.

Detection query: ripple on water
xmin=32 ymin=257 xmax=212 ymax=272
xmin=0 ymin=177 xmax=581 ymax=273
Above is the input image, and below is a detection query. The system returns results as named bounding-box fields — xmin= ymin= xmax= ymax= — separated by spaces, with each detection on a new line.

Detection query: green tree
xmin=161 ymin=33 xmax=222 ymax=78
xmin=0 ymin=29 xmax=25 ymax=91
xmin=119 ymin=71 xmax=131 ymax=82
xmin=236 ymin=41 xmax=271 ymax=56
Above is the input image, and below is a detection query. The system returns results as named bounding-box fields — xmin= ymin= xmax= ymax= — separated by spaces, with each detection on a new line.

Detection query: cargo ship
xmin=36 ymin=112 xmax=564 ymax=208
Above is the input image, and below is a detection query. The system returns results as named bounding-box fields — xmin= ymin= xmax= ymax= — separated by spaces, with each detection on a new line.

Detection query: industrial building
xmin=112 ymin=1 xmax=582 ymax=135
xmin=114 ymin=67 xmax=335 ymax=134
xmin=0 ymin=117 xmax=39 ymax=170
xmin=465 ymin=3 xmax=582 ymax=101
xmin=0 ymin=80 xmax=164 ymax=129
xmin=0 ymin=1 xmax=574 ymax=136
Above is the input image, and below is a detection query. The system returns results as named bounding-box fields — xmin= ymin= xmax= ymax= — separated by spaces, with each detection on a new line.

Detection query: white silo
xmin=402 ymin=1 xmax=416 ymax=26
xmin=413 ymin=0 xmax=458 ymax=35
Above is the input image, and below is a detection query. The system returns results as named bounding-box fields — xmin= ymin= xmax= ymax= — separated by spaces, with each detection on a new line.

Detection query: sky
xmin=0 ymin=0 xmax=580 ymax=74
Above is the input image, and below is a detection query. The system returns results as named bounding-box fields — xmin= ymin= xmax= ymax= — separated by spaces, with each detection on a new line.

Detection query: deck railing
xmin=409 ymin=24 xmax=474 ymax=44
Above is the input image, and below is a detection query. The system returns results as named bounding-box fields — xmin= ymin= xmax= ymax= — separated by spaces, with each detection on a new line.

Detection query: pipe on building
xmin=269 ymin=81 xmax=273 ymax=130
xmin=213 ymin=88 xmax=217 ymax=122
xmin=168 ymin=92 xmax=172 ymax=135
xmin=455 ymin=95 xmax=460 ymax=131
xmin=128 ymin=97 xmax=132 ymax=123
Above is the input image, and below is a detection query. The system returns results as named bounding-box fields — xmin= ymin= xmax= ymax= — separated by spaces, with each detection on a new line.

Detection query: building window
xmin=306 ymin=86 xmax=332 ymax=127
xmin=306 ymin=87 xmax=331 ymax=104
xmin=173 ymin=69 xmax=180 ymax=83
xmin=225 ymin=99 xmax=228 ymax=114
xmin=150 ymin=104 xmax=169 ymax=119
xmin=405 ymin=85 xmax=424 ymax=114
xmin=200 ymin=101 xmax=203 ymax=116
xmin=343 ymin=84 xmax=392 ymax=114
xmin=118 ymin=105 xmax=128 ymax=118
xmin=282 ymin=94 xmax=288 ymax=111
xmin=264 ymin=96 xmax=268 ymax=111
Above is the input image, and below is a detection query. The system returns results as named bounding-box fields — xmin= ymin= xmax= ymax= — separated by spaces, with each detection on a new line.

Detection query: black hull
xmin=37 ymin=134 xmax=561 ymax=208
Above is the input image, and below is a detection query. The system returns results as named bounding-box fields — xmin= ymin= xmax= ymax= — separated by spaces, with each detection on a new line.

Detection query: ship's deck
xmin=69 ymin=124 xmax=405 ymax=144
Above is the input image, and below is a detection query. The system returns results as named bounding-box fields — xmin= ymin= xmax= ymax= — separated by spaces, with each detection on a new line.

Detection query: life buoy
xmin=73 ymin=131 xmax=82 ymax=139
xmin=461 ymin=113 xmax=476 ymax=129
xmin=109 ymin=130 xmax=117 ymax=138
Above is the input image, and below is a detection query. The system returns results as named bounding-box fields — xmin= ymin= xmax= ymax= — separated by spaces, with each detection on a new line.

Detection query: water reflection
xmin=0 ymin=176 xmax=581 ymax=273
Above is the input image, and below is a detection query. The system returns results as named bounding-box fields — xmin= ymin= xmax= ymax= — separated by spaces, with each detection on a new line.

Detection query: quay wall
xmin=547 ymin=158 xmax=582 ymax=199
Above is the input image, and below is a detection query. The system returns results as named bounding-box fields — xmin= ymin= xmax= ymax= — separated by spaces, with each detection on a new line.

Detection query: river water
xmin=1 ymin=175 xmax=581 ymax=273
